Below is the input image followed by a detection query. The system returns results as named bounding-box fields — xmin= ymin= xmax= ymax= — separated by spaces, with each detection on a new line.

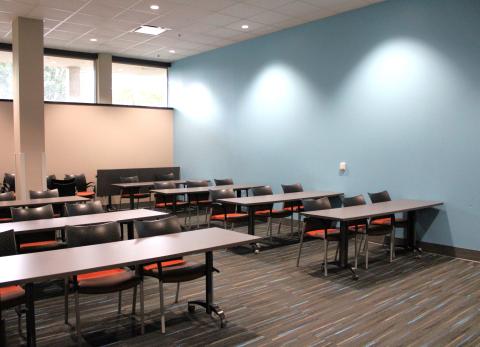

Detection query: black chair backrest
xmin=186 ymin=180 xmax=209 ymax=202
xmin=214 ymin=178 xmax=233 ymax=186
xmin=3 ymin=173 xmax=15 ymax=192
xmin=29 ymin=189 xmax=59 ymax=199
xmin=342 ymin=195 xmax=367 ymax=227
xmin=302 ymin=197 xmax=334 ymax=231
xmin=120 ymin=176 xmax=141 ymax=194
xmin=368 ymin=190 xmax=391 ymax=203
xmin=120 ymin=176 xmax=139 ymax=183
xmin=252 ymin=186 xmax=274 ymax=211
xmin=135 ymin=216 xmax=182 ymax=238
xmin=156 ymin=172 xmax=175 ymax=181
xmin=281 ymin=183 xmax=304 ymax=209
xmin=210 ymin=189 xmax=237 ymax=215
xmin=46 ymin=175 xmax=56 ymax=190
xmin=0 ymin=191 xmax=15 ymax=201
xmin=153 ymin=181 xmax=177 ymax=204
xmin=0 ymin=230 xmax=17 ymax=257
xmin=66 ymin=174 xmax=89 ymax=192
xmin=52 ymin=178 xmax=76 ymax=197
xmin=153 ymin=181 xmax=176 ymax=190
xmin=66 ymin=221 xmax=121 ymax=248
xmin=65 ymin=201 xmax=104 ymax=216
xmin=11 ymin=204 xmax=54 ymax=222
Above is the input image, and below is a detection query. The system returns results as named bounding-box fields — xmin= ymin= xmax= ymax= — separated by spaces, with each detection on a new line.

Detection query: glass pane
xmin=0 ymin=50 xmax=13 ymax=99
xmin=112 ymin=62 xmax=167 ymax=107
xmin=44 ymin=55 xmax=95 ymax=103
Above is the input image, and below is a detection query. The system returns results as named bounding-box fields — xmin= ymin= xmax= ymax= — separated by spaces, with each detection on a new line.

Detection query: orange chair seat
xmin=190 ymin=200 xmax=210 ymax=205
xmin=255 ymin=209 xmax=283 ymax=215
xmin=305 ymin=228 xmax=340 ymax=238
xmin=155 ymin=201 xmax=188 ymax=208
xmin=20 ymin=240 xmax=58 ymax=249
xmin=348 ymin=224 xmax=367 ymax=231
xmin=0 ymin=285 xmax=25 ymax=302
xmin=77 ymin=268 xmax=125 ymax=281
xmin=371 ymin=218 xmax=392 ymax=225
xmin=283 ymin=205 xmax=304 ymax=212
xmin=143 ymin=259 xmax=186 ymax=271
xmin=210 ymin=213 xmax=247 ymax=221
xmin=122 ymin=193 xmax=150 ymax=198
xmin=0 ymin=217 xmax=12 ymax=223
xmin=77 ymin=191 xmax=95 ymax=198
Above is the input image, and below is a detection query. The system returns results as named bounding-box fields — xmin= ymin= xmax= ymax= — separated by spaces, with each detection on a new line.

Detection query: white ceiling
xmin=0 ymin=0 xmax=384 ymax=62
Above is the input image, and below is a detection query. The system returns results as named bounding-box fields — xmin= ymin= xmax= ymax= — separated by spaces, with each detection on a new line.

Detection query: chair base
xmin=321 ymin=261 xmax=359 ymax=280
xmin=187 ymin=300 xmax=227 ymax=328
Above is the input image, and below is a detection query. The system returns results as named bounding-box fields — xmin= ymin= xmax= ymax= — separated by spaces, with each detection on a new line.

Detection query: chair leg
xmin=365 ymin=235 xmax=369 ymax=270
xmin=324 ymin=239 xmax=328 ymax=276
xmin=16 ymin=305 xmax=22 ymax=338
xmin=296 ymin=227 xmax=305 ymax=267
xmin=290 ymin=213 xmax=294 ymax=235
xmin=277 ymin=220 xmax=282 ymax=235
xmin=354 ymin=234 xmax=358 ymax=269
xmin=298 ymin=213 xmax=302 ymax=235
xmin=334 ymin=243 xmax=339 ymax=262
xmin=132 ymin=285 xmax=137 ymax=316
xmin=223 ymin=220 xmax=227 ymax=229
xmin=231 ymin=222 xmax=234 ymax=231
xmin=64 ymin=278 xmax=69 ymax=325
xmin=204 ymin=209 xmax=208 ymax=225
xmin=159 ymin=280 xmax=166 ymax=334
xmin=196 ymin=206 xmax=200 ymax=229
xmin=74 ymin=291 xmax=81 ymax=341
xmin=140 ymin=282 xmax=145 ymax=335
xmin=118 ymin=291 xmax=122 ymax=314
xmin=175 ymin=282 xmax=180 ymax=303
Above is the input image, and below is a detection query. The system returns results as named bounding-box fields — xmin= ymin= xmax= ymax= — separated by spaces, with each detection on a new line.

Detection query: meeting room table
xmin=0 ymin=228 xmax=260 ymax=346
xmin=0 ymin=196 xmax=89 ymax=209
xmin=218 ymin=191 xmax=343 ymax=251
xmin=151 ymin=183 xmax=265 ymax=213
xmin=0 ymin=209 xmax=167 ymax=240
xmin=302 ymin=199 xmax=443 ymax=280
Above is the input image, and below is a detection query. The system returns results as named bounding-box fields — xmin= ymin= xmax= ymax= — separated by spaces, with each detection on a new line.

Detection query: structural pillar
xmin=96 ymin=53 xmax=112 ymax=103
xmin=12 ymin=17 xmax=46 ymax=199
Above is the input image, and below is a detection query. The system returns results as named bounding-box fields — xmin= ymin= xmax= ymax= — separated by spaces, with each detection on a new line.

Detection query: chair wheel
xmin=188 ymin=305 xmax=195 ymax=313
xmin=220 ymin=319 xmax=227 ymax=328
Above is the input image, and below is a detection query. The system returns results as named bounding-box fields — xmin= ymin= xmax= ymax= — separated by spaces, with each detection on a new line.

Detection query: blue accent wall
xmin=169 ymin=0 xmax=480 ymax=251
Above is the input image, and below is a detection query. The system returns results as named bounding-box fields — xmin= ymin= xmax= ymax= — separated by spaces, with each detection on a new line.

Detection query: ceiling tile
xmin=276 ymin=1 xmax=325 ymax=17
xmin=243 ymin=0 xmax=295 ymax=10
xmin=219 ymin=3 xmax=266 ymax=18
xmin=248 ymin=11 xmax=290 ymax=26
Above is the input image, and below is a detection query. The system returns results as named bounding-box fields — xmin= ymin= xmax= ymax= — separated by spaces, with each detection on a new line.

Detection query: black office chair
xmin=65 ymin=201 xmax=104 ymax=217
xmin=29 ymin=189 xmax=62 ymax=217
xmin=252 ymin=186 xmax=292 ymax=238
xmin=2 ymin=173 xmax=15 ymax=192
xmin=208 ymin=189 xmax=248 ymax=230
xmin=0 ymin=191 xmax=15 ymax=223
xmin=65 ymin=174 xmax=95 ymax=199
xmin=134 ymin=217 xmax=214 ymax=334
xmin=153 ymin=181 xmax=188 ymax=212
xmin=118 ymin=176 xmax=151 ymax=210
xmin=46 ymin=175 xmax=56 ymax=190
xmin=297 ymin=198 xmax=349 ymax=276
xmin=214 ymin=178 xmax=233 ymax=186
xmin=185 ymin=180 xmax=210 ymax=229
xmin=51 ymin=178 xmax=76 ymax=197
xmin=64 ymin=222 xmax=144 ymax=339
xmin=0 ymin=230 xmax=25 ymax=344
xmin=281 ymin=183 xmax=304 ymax=234
xmin=10 ymin=205 xmax=65 ymax=253
xmin=156 ymin=172 xmax=175 ymax=181
xmin=343 ymin=195 xmax=394 ymax=269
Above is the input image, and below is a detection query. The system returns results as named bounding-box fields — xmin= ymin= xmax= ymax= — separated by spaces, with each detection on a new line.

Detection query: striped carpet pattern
xmin=3 ymin=218 xmax=480 ymax=346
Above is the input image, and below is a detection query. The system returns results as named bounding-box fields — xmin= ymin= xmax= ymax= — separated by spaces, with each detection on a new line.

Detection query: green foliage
xmin=0 ymin=62 xmax=12 ymax=99
xmin=44 ymin=65 xmax=67 ymax=101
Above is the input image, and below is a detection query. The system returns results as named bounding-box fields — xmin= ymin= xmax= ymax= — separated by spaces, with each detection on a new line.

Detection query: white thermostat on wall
xmin=339 ymin=161 xmax=347 ymax=172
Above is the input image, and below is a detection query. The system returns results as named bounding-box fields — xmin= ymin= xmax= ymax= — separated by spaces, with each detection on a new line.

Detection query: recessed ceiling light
xmin=133 ymin=25 xmax=170 ymax=36
xmin=169 ymin=50 xmax=176 ymax=54
xmin=150 ymin=4 xmax=159 ymax=10
xmin=241 ymin=24 xmax=249 ymax=29
xmin=89 ymin=38 xmax=97 ymax=42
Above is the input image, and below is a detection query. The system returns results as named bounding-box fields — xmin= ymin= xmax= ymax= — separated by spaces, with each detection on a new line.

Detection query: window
xmin=112 ymin=62 xmax=168 ymax=107
xmin=44 ymin=55 xmax=95 ymax=103
xmin=0 ymin=50 xmax=13 ymax=99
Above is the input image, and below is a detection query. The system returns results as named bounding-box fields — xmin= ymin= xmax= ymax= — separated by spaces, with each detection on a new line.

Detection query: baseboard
xmin=280 ymin=217 xmax=480 ymax=262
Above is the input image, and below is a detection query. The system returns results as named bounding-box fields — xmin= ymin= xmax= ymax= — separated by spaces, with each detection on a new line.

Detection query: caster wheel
xmin=254 ymin=249 xmax=260 ymax=254
xmin=188 ymin=305 xmax=195 ymax=313
xmin=220 ymin=320 xmax=227 ymax=328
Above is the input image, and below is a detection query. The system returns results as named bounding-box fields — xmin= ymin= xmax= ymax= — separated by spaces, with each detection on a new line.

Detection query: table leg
xmin=337 ymin=222 xmax=358 ymax=280
xmin=406 ymin=210 xmax=422 ymax=256
xmin=129 ymin=196 xmax=135 ymax=210
xmin=25 ymin=283 xmax=36 ymax=347
xmin=247 ymin=207 xmax=260 ymax=253
xmin=187 ymin=251 xmax=226 ymax=327
xmin=107 ymin=194 xmax=113 ymax=211
xmin=1 ymin=314 xmax=6 ymax=347
xmin=127 ymin=222 xmax=134 ymax=240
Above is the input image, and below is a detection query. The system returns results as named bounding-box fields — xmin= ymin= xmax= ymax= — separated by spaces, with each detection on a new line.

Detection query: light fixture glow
xmin=133 ymin=25 xmax=170 ymax=36
xmin=89 ymin=38 xmax=97 ymax=42
xmin=150 ymin=4 xmax=160 ymax=10
xmin=241 ymin=24 xmax=249 ymax=29
xmin=169 ymin=49 xmax=176 ymax=54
